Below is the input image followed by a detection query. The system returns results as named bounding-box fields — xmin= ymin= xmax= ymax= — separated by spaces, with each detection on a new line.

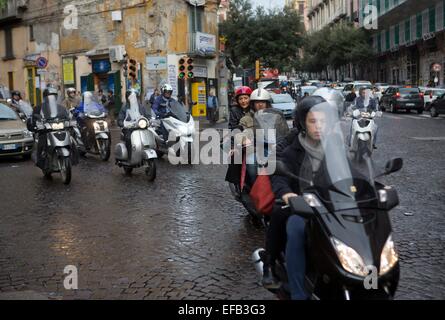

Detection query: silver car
xmin=0 ymin=101 xmax=34 ymax=159
xmin=271 ymin=93 xmax=296 ymax=119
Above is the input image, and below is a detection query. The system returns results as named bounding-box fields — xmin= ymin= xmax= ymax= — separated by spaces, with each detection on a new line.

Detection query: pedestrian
xmin=97 ymin=89 xmax=107 ymax=105
xmin=207 ymin=88 xmax=219 ymax=125
xmin=149 ymin=88 xmax=160 ymax=107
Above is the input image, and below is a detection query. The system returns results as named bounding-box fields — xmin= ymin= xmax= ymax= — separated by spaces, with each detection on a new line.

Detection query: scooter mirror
xmin=384 ymin=158 xmax=403 ymax=175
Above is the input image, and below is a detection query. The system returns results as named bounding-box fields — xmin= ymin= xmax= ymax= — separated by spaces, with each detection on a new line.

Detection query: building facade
xmin=364 ymin=0 xmax=445 ymax=86
xmin=0 ymin=0 xmax=220 ymax=117
xmin=306 ymin=0 xmax=360 ymax=32
xmin=285 ymin=0 xmax=309 ymax=30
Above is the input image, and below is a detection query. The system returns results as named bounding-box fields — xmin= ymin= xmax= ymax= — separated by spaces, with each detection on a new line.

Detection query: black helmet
xmin=43 ymin=86 xmax=58 ymax=97
xmin=295 ymin=95 xmax=327 ymax=133
xmin=11 ymin=91 xmax=21 ymax=98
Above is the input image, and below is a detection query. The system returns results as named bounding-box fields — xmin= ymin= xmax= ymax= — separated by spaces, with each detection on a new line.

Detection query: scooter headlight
xmin=138 ymin=119 xmax=148 ymax=129
xmin=303 ymin=193 xmax=322 ymax=207
xmin=331 ymin=238 xmax=368 ymax=276
xmin=380 ymin=235 xmax=398 ymax=275
xmin=51 ymin=122 xmax=65 ymax=130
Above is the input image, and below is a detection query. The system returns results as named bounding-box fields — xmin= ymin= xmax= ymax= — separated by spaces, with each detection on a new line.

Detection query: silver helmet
xmin=250 ymin=88 xmax=272 ymax=102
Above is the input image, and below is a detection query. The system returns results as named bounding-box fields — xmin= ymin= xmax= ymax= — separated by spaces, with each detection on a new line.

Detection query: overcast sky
xmin=251 ymin=0 xmax=285 ymax=10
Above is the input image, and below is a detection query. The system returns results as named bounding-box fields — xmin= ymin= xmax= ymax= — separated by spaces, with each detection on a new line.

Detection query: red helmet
xmin=235 ymin=86 xmax=253 ymax=100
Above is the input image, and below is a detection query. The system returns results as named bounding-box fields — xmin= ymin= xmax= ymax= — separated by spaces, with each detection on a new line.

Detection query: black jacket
xmin=229 ymin=105 xmax=250 ymax=131
xmin=271 ymin=134 xmax=307 ymax=200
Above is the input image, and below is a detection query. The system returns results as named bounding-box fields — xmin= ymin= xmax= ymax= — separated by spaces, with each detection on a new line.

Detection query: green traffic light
xmin=187 ymin=72 xmax=194 ymax=78
xmin=179 ymin=72 xmax=186 ymax=79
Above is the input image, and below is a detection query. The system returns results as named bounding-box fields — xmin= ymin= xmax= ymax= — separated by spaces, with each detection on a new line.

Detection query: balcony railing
xmin=0 ymin=0 xmax=27 ymax=23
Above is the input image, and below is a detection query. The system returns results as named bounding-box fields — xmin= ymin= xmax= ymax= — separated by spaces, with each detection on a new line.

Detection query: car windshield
xmin=433 ymin=89 xmax=445 ymax=95
xmin=400 ymin=88 xmax=420 ymax=94
xmin=0 ymin=103 xmax=18 ymax=120
xmin=272 ymin=94 xmax=293 ymax=103
xmin=0 ymin=87 xmax=11 ymax=100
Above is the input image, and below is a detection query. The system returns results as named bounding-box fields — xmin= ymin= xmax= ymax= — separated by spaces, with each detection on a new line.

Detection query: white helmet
xmin=250 ymin=88 xmax=272 ymax=102
xmin=161 ymin=83 xmax=173 ymax=94
xmin=312 ymin=87 xmax=344 ymax=110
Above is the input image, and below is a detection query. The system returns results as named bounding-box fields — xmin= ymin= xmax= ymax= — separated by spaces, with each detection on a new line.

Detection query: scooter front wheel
xmin=98 ymin=139 xmax=111 ymax=161
xmin=145 ymin=159 xmax=156 ymax=182
xmin=59 ymin=157 xmax=72 ymax=185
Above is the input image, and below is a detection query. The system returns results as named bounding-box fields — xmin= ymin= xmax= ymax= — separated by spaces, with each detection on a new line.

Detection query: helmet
xmin=235 ymin=86 xmax=253 ymax=100
xmin=312 ymin=87 xmax=345 ymax=111
xmin=11 ymin=90 xmax=21 ymax=98
xmin=161 ymin=83 xmax=173 ymax=95
xmin=250 ymin=88 xmax=271 ymax=102
xmin=67 ymin=88 xmax=76 ymax=94
xmin=43 ymin=86 xmax=58 ymax=97
xmin=295 ymin=95 xmax=327 ymax=132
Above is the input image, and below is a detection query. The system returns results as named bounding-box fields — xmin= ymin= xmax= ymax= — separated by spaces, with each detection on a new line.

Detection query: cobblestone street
xmin=0 ymin=114 xmax=444 ymax=300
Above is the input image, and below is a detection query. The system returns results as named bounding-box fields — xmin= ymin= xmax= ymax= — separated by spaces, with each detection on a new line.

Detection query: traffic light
xmin=186 ymin=57 xmax=194 ymax=79
xmin=128 ymin=58 xmax=137 ymax=80
xmin=178 ymin=57 xmax=186 ymax=79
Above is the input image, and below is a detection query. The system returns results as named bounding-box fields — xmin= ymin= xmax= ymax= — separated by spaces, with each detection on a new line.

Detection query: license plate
xmin=406 ymin=103 xmax=415 ymax=107
xmin=1 ymin=144 xmax=17 ymax=150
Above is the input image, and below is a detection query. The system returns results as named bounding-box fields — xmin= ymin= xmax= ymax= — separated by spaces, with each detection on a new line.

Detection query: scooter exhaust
xmin=252 ymin=248 xmax=265 ymax=278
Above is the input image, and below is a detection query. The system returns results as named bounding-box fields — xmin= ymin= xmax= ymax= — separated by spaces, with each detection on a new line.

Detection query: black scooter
xmin=252 ymin=158 xmax=403 ymax=300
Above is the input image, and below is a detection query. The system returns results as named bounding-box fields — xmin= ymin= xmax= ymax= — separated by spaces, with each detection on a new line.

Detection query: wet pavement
xmin=0 ymin=114 xmax=444 ymax=300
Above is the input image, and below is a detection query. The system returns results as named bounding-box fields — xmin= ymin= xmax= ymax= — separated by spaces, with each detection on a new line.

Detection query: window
xmin=29 ymin=25 xmax=34 ymax=41
xmin=395 ymin=24 xmax=400 ymax=46
xmin=4 ymin=28 xmax=14 ymax=59
xmin=189 ymin=5 xmax=204 ymax=33
xmin=8 ymin=72 xmax=14 ymax=90
xmin=405 ymin=19 xmax=410 ymax=43
xmin=416 ymin=13 xmax=422 ymax=39
xmin=429 ymin=6 xmax=436 ymax=33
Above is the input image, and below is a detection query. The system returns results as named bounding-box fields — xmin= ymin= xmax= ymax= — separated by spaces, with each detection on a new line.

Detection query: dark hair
xmin=99 ymin=89 xmax=103 ymax=93
xmin=108 ymin=90 xmax=113 ymax=95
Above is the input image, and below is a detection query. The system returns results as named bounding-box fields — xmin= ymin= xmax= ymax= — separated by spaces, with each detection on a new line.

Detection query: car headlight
xmin=380 ymin=235 xmax=398 ymax=275
xmin=23 ymin=130 xmax=33 ymax=138
xmin=331 ymin=238 xmax=368 ymax=276
xmin=138 ymin=119 xmax=148 ymax=129
xmin=51 ymin=122 xmax=64 ymax=130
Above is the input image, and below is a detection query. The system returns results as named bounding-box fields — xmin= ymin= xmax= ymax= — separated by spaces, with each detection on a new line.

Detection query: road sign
xmin=36 ymin=57 xmax=48 ymax=69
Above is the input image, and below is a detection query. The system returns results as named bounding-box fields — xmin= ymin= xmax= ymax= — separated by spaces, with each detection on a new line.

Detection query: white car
xmin=423 ymin=88 xmax=445 ymax=108
xmin=271 ymin=93 xmax=295 ymax=119
xmin=373 ymin=83 xmax=390 ymax=102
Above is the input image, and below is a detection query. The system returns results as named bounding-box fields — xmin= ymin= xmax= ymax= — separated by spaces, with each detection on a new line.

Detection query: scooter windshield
xmin=168 ymin=101 xmax=188 ymax=123
xmin=254 ymin=108 xmax=290 ymax=144
xmin=126 ymin=92 xmax=142 ymax=123
xmin=18 ymin=100 xmax=33 ymax=118
xmin=297 ymin=102 xmax=377 ymax=203
xmin=41 ymin=95 xmax=68 ymax=121
xmin=83 ymin=92 xmax=106 ymax=116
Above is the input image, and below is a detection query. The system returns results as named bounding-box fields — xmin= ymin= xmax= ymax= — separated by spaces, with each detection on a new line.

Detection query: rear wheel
xmin=124 ymin=166 xmax=133 ymax=175
xmin=59 ymin=157 xmax=72 ymax=185
xmin=145 ymin=159 xmax=157 ymax=182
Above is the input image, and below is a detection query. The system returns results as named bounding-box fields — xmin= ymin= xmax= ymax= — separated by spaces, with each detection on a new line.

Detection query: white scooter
xmin=151 ymin=100 xmax=195 ymax=164
xmin=114 ymin=92 xmax=158 ymax=181
xmin=349 ymin=109 xmax=382 ymax=161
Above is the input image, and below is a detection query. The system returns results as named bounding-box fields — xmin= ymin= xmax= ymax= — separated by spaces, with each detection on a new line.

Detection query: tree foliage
xmin=301 ymin=23 xmax=373 ymax=76
xmin=220 ymin=0 xmax=304 ymax=71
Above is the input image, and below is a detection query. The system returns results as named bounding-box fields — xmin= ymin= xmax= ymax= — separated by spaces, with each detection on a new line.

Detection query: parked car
xmin=343 ymin=81 xmax=373 ymax=96
xmin=0 ymin=101 xmax=34 ymax=159
xmin=428 ymin=92 xmax=445 ymax=117
xmin=380 ymin=86 xmax=424 ymax=114
xmin=270 ymin=93 xmax=295 ymax=119
xmin=423 ymin=88 xmax=445 ymax=109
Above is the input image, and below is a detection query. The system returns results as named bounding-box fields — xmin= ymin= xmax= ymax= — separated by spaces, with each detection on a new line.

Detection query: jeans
xmin=286 ymin=215 xmax=308 ymax=300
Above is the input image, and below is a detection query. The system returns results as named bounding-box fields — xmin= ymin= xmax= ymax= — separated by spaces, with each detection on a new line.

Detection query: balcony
xmin=189 ymin=32 xmax=217 ymax=58
xmin=0 ymin=0 xmax=28 ymax=24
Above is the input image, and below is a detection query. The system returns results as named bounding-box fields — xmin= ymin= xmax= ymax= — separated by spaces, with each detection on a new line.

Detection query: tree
xmin=0 ymin=0 xmax=6 ymax=9
xmin=220 ymin=0 xmax=305 ymax=72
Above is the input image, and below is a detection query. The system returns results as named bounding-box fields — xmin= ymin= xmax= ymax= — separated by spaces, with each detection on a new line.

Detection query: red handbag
xmin=249 ymin=169 xmax=275 ymax=216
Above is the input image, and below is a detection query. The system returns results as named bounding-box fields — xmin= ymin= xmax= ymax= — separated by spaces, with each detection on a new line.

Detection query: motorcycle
xmin=252 ymin=106 xmax=401 ymax=300
xmin=349 ymin=109 xmax=381 ymax=162
xmin=32 ymin=95 xmax=78 ymax=185
xmin=115 ymin=92 xmax=158 ymax=181
xmin=228 ymin=108 xmax=290 ymax=223
xmin=151 ymin=100 xmax=195 ymax=164
xmin=71 ymin=93 xmax=111 ymax=161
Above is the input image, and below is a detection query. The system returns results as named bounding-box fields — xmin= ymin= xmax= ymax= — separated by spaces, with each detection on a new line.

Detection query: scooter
xmin=151 ymin=101 xmax=195 ymax=164
xmin=74 ymin=113 xmax=111 ymax=161
xmin=252 ymin=158 xmax=402 ymax=300
xmin=349 ymin=109 xmax=381 ymax=162
xmin=34 ymin=118 xmax=78 ymax=185
xmin=114 ymin=99 xmax=158 ymax=181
